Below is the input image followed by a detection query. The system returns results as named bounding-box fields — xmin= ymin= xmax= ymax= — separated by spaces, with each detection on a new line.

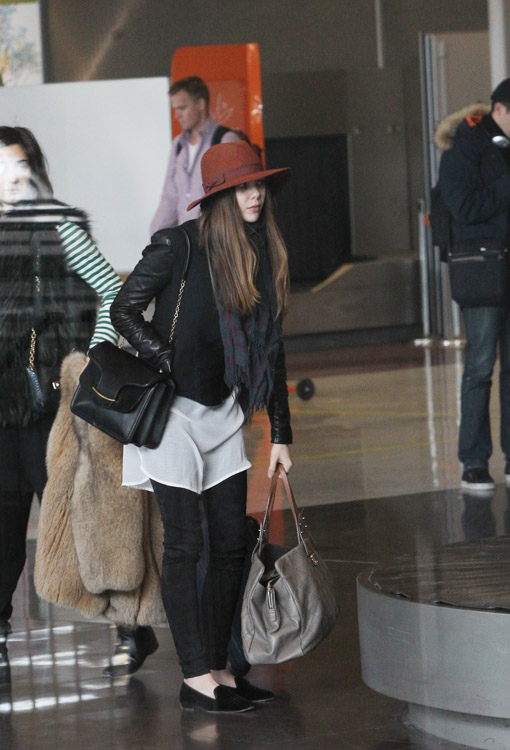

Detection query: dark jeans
xmin=152 ymin=471 xmax=247 ymax=679
xmin=0 ymin=416 xmax=53 ymax=621
xmin=459 ymin=306 xmax=510 ymax=469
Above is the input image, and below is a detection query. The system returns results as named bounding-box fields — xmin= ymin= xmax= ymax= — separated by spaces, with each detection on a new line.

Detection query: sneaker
xmin=461 ymin=468 xmax=495 ymax=491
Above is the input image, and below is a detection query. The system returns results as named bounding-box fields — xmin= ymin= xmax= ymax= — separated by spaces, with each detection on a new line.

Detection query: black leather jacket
xmin=110 ymin=220 xmax=292 ymax=444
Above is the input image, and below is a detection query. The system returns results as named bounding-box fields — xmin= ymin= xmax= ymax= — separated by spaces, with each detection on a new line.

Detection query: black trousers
xmin=0 ymin=416 xmax=53 ymax=621
xmin=152 ymin=471 xmax=247 ymax=678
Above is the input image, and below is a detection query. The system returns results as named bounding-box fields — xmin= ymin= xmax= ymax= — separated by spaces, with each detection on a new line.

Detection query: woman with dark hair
xmin=110 ymin=140 xmax=293 ymax=713
xmin=0 ymin=126 xmax=124 ymax=640
xmin=0 ymin=126 xmax=53 ymax=199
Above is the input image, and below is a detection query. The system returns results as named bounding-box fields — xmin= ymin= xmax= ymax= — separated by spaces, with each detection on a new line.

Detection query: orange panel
xmin=171 ymin=43 xmax=265 ymax=164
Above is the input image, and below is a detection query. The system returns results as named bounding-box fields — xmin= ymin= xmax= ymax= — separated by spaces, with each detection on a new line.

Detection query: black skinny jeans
xmin=0 ymin=416 xmax=53 ymax=622
xmin=152 ymin=471 xmax=247 ymax=679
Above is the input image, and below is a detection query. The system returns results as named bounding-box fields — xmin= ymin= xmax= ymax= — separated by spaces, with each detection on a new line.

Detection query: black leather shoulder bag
xmin=70 ymin=227 xmax=191 ymax=449
xmin=448 ymin=239 xmax=509 ymax=307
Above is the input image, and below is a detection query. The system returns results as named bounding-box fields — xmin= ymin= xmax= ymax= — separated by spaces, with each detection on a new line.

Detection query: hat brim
xmin=186 ymin=166 xmax=291 ymax=212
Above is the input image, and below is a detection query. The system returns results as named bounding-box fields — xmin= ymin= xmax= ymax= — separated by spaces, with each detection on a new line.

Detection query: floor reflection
xmin=244 ymin=343 xmax=480 ymax=512
xmin=6 ymin=482 xmax=510 ymax=748
xmin=7 ymin=342 xmax=509 ymax=748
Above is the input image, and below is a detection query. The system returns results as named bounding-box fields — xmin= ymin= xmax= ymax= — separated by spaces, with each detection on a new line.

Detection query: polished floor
xmin=4 ymin=339 xmax=508 ymax=749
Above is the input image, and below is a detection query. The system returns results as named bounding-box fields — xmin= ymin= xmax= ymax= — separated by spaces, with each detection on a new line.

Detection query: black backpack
xmin=176 ymin=125 xmax=261 ymax=158
xmin=429 ymin=183 xmax=452 ymax=262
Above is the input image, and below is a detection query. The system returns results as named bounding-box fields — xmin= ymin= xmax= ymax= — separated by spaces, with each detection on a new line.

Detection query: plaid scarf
xmin=216 ymin=219 xmax=281 ymax=420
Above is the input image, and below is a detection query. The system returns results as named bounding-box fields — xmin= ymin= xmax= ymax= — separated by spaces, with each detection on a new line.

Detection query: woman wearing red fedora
xmin=110 ymin=140 xmax=293 ymax=713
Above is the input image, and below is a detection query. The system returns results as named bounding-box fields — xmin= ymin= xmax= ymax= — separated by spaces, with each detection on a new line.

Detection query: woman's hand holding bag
xmin=268 ymin=444 xmax=293 ymax=477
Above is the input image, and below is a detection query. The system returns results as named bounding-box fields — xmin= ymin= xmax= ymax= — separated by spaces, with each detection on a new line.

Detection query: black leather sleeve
xmin=267 ymin=340 xmax=293 ymax=444
xmin=109 ymin=234 xmax=176 ymax=372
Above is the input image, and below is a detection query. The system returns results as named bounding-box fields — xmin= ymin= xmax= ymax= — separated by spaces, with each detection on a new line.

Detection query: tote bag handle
xmin=257 ymin=469 xmax=312 ymax=557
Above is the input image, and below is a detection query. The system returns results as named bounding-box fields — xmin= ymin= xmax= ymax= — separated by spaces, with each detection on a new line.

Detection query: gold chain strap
xmin=118 ymin=228 xmax=189 ymax=353
xmin=28 ymin=274 xmax=41 ymax=371
xmin=167 ymin=227 xmax=190 ymax=347
xmin=116 ymin=278 xmax=186 ymax=353
xmin=29 ymin=327 xmax=37 ymax=371
xmin=168 ymin=279 xmax=186 ymax=345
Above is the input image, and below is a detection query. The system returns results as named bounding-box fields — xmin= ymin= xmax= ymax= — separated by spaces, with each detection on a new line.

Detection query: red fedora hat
xmin=187 ymin=140 xmax=291 ymax=211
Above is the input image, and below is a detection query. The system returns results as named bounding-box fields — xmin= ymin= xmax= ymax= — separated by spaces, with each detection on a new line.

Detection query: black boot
xmin=102 ymin=625 xmax=159 ymax=678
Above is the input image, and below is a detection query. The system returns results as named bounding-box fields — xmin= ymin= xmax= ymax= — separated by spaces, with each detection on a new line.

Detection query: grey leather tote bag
xmin=241 ymin=471 xmax=338 ymax=665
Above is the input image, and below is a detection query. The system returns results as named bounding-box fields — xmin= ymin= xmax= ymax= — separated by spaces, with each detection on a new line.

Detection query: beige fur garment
xmin=34 ymin=352 xmax=166 ymax=626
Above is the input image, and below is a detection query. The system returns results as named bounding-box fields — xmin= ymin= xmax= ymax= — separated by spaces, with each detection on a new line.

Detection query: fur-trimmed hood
xmin=434 ymin=103 xmax=491 ymax=151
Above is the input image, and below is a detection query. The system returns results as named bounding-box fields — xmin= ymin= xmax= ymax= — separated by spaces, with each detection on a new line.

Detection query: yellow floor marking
xmin=250 ymin=437 xmax=457 ymax=466
xmin=289 ymin=407 xmax=459 ymax=419
xmin=311 ymin=264 xmax=354 ymax=293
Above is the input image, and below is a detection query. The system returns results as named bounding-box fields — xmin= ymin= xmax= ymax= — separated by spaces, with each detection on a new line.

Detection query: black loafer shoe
xmin=232 ymin=676 xmax=274 ymax=702
xmin=179 ymin=682 xmax=254 ymax=713
xmin=102 ymin=625 xmax=159 ymax=678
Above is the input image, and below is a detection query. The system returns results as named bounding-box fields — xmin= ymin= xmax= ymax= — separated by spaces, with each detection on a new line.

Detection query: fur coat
xmin=34 ymin=351 xmax=166 ymax=626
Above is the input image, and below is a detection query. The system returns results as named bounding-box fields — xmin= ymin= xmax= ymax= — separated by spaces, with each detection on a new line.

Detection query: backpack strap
xmin=212 ymin=125 xmax=231 ymax=146
xmin=176 ymin=125 xmax=231 ymax=157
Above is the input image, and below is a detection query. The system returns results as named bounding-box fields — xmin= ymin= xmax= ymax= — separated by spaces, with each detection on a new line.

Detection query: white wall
xmin=0 ymin=76 xmax=171 ymax=272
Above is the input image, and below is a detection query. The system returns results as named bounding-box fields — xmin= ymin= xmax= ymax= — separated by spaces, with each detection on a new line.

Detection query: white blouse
xmin=122 ymin=391 xmax=251 ymax=495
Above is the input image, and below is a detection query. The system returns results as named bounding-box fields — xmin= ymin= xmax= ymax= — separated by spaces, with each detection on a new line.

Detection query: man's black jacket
xmin=439 ymin=114 xmax=510 ymax=246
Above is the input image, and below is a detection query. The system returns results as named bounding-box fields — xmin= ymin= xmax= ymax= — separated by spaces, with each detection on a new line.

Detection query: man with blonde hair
xmin=150 ymin=76 xmax=239 ymax=234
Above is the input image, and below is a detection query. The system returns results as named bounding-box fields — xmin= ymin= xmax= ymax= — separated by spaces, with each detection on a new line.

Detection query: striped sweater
xmin=57 ymin=221 xmax=122 ymax=348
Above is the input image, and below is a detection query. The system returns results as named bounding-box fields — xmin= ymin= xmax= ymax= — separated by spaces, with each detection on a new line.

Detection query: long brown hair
xmin=198 ymin=186 xmax=289 ymax=317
